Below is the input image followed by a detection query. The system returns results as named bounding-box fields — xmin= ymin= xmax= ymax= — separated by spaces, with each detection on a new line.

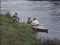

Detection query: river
xmin=1 ymin=0 xmax=60 ymax=39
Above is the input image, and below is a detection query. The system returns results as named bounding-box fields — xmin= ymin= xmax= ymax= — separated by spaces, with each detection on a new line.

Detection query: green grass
xmin=0 ymin=13 xmax=60 ymax=45
xmin=0 ymin=14 xmax=42 ymax=45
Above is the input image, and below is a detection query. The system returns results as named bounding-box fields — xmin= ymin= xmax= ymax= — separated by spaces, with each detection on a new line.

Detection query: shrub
xmin=5 ymin=12 xmax=11 ymax=18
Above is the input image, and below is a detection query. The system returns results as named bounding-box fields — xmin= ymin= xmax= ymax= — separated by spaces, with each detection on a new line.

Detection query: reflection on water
xmin=1 ymin=1 xmax=60 ymax=39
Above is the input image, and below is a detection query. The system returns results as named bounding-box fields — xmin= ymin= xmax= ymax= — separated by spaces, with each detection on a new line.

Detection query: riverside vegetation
xmin=0 ymin=13 xmax=60 ymax=45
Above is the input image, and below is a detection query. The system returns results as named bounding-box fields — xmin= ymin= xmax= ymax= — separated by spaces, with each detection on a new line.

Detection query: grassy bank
xmin=0 ymin=14 xmax=42 ymax=45
xmin=0 ymin=13 xmax=60 ymax=45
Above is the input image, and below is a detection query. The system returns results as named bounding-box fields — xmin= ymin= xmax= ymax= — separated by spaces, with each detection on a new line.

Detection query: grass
xmin=0 ymin=14 xmax=42 ymax=45
xmin=0 ymin=13 xmax=60 ymax=45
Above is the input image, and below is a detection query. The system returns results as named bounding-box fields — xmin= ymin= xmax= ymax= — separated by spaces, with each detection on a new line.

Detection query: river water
xmin=1 ymin=0 xmax=60 ymax=39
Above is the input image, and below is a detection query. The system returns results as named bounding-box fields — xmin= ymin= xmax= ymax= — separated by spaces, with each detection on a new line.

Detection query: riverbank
xmin=0 ymin=13 xmax=60 ymax=45
xmin=0 ymin=13 xmax=42 ymax=45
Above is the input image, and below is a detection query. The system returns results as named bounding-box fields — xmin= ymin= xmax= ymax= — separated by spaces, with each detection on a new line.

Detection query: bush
xmin=5 ymin=12 xmax=11 ymax=18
